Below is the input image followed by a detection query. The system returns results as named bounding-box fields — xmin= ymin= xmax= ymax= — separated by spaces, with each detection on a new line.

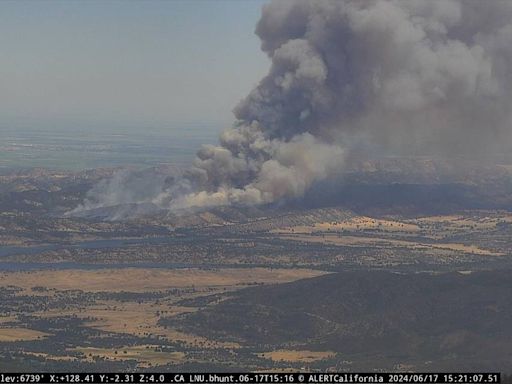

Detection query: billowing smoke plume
xmin=70 ymin=0 xmax=512 ymax=216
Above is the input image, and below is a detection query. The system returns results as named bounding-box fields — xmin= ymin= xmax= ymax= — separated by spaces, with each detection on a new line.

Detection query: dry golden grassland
xmin=75 ymin=345 xmax=185 ymax=368
xmin=19 ymin=351 xmax=77 ymax=362
xmin=413 ymin=211 xmax=512 ymax=235
xmin=274 ymin=216 xmax=420 ymax=234
xmin=77 ymin=301 xmax=240 ymax=349
xmin=0 ymin=267 xmax=325 ymax=293
xmin=0 ymin=267 xmax=328 ymax=366
xmin=258 ymin=350 xmax=335 ymax=363
xmin=279 ymin=233 xmax=501 ymax=256
xmin=272 ymin=211 xmax=509 ymax=256
xmin=274 ymin=210 xmax=512 ymax=235
xmin=0 ymin=316 xmax=16 ymax=325
xmin=0 ymin=328 xmax=48 ymax=342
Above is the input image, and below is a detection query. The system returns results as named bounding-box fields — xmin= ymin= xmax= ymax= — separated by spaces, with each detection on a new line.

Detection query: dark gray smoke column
xmin=73 ymin=0 xmax=512 ymax=214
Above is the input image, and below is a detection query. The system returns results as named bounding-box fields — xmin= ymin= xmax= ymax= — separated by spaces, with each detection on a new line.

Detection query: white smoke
xmin=71 ymin=0 xmax=512 ymax=217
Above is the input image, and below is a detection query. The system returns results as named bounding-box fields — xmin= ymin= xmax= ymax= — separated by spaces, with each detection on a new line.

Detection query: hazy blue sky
xmin=0 ymin=0 xmax=269 ymax=133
